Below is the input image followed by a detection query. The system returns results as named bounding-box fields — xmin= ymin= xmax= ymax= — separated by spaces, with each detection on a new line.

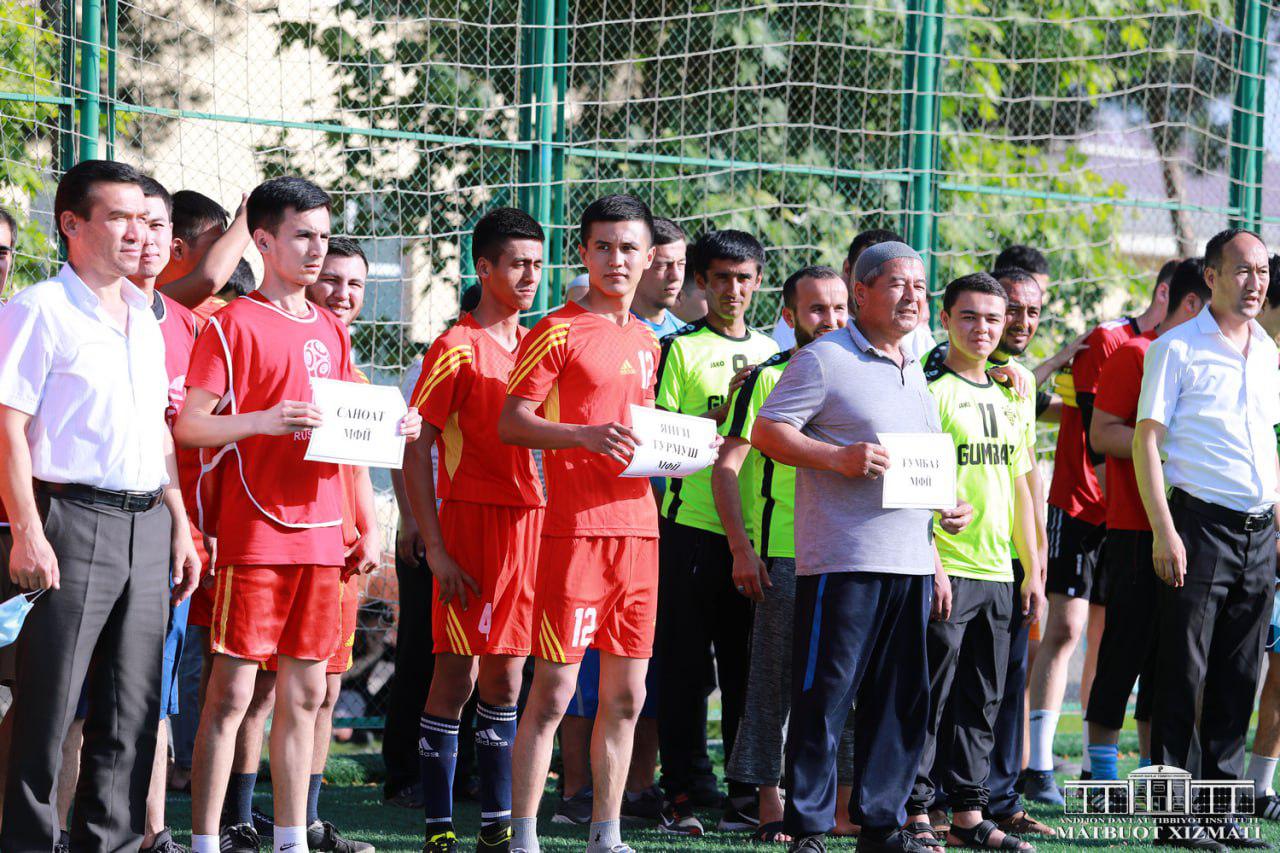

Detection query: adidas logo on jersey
xmin=475 ymin=728 xmax=510 ymax=748
xmin=418 ymin=738 xmax=438 ymax=758
xmin=620 ymin=359 xmax=635 ymax=375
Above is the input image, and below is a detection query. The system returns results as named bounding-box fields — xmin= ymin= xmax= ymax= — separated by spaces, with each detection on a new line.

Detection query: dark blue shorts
xmin=564 ymin=647 xmax=658 ymax=719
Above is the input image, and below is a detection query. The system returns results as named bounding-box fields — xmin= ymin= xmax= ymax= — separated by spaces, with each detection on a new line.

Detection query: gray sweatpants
xmin=726 ymin=557 xmax=855 ymax=786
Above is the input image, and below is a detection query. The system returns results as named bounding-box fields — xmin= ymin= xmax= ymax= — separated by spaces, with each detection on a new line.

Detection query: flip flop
xmin=754 ymin=821 xmax=791 ymax=843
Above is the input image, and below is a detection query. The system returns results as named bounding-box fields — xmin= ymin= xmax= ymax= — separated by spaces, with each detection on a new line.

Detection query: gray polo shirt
xmin=758 ymin=322 xmax=942 ymax=577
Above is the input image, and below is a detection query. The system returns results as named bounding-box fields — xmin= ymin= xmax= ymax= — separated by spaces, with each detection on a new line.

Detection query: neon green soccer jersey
xmin=924 ymin=355 xmax=1031 ymax=582
xmin=721 ymin=350 xmax=794 ymax=558
xmin=656 ymin=320 xmax=779 ymax=534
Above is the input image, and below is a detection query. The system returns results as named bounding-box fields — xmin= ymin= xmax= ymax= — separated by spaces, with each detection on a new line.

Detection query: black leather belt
xmin=36 ymin=480 xmax=164 ymax=513
xmin=1169 ymin=488 xmax=1275 ymax=533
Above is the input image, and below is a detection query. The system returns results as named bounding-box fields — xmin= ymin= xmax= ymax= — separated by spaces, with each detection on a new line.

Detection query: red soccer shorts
xmin=432 ymin=502 xmax=542 ymax=657
xmin=262 ymin=573 xmax=359 ymax=674
xmin=532 ymin=535 xmax=658 ymax=664
xmin=210 ymin=564 xmax=342 ymax=662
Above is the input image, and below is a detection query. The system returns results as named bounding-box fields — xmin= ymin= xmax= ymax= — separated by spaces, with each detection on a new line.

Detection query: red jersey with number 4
xmin=1048 ymin=317 xmax=1141 ymax=526
xmin=1094 ymin=331 xmax=1157 ymax=532
xmin=507 ymin=302 xmax=659 ymax=538
xmin=411 ymin=313 xmax=543 ymax=508
xmin=185 ymin=291 xmax=354 ymax=567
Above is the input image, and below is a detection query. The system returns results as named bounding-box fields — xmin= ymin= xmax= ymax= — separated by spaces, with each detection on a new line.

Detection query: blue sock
xmin=475 ymin=702 xmax=518 ymax=831
xmin=306 ymin=773 xmax=323 ymax=825
xmin=420 ymin=714 xmax=460 ymax=833
xmin=1088 ymin=744 xmax=1119 ymax=781
xmin=1139 ymin=756 xmax=1152 ymax=768
xmin=226 ymin=772 xmax=257 ymax=826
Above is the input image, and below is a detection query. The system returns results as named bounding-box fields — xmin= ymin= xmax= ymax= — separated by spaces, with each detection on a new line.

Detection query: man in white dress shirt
xmin=1134 ymin=227 xmax=1280 ymax=851
xmin=0 ymin=160 xmax=200 ymax=851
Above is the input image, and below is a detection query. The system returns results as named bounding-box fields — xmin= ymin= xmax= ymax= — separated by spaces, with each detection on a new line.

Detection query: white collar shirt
xmin=1137 ymin=305 xmax=1280 ymax=513
xmin=0 ymin=264 xmax=170 ymax=491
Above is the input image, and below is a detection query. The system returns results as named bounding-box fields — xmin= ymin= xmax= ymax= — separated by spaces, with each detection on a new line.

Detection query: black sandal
xmin=947 ymin=820 xmax=1034 ymax=852
xmin=754 ymin=821 xmax=791 ymax=843
xmin=905 ymin=821 xmax=947 ymax=849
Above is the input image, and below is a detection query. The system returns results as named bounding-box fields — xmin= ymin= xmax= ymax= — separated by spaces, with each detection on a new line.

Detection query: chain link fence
xmin=0 ymin=0 xmax=1275 ymax=728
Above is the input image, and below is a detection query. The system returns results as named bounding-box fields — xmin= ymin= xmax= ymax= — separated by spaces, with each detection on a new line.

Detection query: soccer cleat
xmin=718 ymin=795 xmax=760 ymax=831
xmin=141 ymin=828 xmax=190 ymax=853
xmin=1021 ymin=769 xmax=1065 ymax=806
xmin=220 ymin=822 xmax=262 ymax=853
xmin=55 ymin=830 xmax=71 ymax=853
xmin=658 ymin=794 xmax=705 ymax=836
xmin=423 ymin=829 xmax=459 ymax=853
xmin=476 ymin=824 xmax=512 ymax=852
xmin=1257 ymin=793 xmax=1280 ymax=821
xmin=621 ymin=784 xmax=664 ymax=821
xmin=789 ymin=835 xmax=827 ymax=853
xmin=308 ymin=820 xmax=375 ymax=852
xmin=252 ymin=808 xmax=274 ymax=838
xmin=552 ymin=786 xmax=593 ymax=825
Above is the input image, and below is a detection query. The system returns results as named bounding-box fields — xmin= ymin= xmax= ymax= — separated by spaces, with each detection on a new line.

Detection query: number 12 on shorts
xmin=571 ymin=607 xmax=597 ymax=647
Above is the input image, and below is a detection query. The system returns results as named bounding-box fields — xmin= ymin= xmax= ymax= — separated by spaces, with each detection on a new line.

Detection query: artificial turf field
xmin=162 ymin=714 xmax=1280 ymax=851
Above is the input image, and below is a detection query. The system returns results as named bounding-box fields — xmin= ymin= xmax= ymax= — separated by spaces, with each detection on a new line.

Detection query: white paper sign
xmin=878 ymin=432 xmax=957 ymax=509
xmin=305 ymin=378 xmax=408 ymax=469
xmin=619 ymin=405 xmax=718 ymax=479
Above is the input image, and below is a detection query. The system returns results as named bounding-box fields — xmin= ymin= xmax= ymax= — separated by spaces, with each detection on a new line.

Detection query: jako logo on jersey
xmin=710 ymin=360 xmax=725 ymax=368
xmin=475 ymin=728 xmax=509 ymax=748
xmin=620 ymin=359 xmax=635 ymax=375
xmin=303 ymin=339 xmax=333 ymax=378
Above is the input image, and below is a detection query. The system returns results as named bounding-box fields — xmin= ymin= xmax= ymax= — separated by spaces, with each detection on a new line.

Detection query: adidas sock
xmin=274 ymin=824 xmax=306 ymax=853
xmin=512 ymin=815 xmax=540 ymax=853
xmin=306 ymin=773 xmax=323 ymax=826
xmin=1138 ymin=756 xmax=1152 ymax=768
xmin=420 ymin=714 xmax=460 ymax=835
xmin=476 ymin=702 xmax=517 ymax=832
xmin=1247 ymin=753 xmax=1279 ymax=797
xmin=227 ymin=771 xmax=258 ymax=826
xmin=1087 ymin=744 xmax=1119 ymax=781
xmin=585 ymin=818 xmax=622 ymax=853
xmin=1080 ymin=725 xmax=1092 ymax=774
xmin=1028 ymin=710 xmax=1060 ymax=772
xmin=191 ymin=835 xmax=219 ymax=853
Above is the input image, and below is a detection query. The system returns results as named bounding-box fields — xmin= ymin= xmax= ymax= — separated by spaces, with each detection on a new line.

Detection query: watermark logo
xmin=1057 ymin=765 xmax=1261 ymax=844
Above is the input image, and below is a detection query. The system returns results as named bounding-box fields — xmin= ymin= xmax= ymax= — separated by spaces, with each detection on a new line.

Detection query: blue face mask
xmin=0 ymin=589 xmax=45 ymax=648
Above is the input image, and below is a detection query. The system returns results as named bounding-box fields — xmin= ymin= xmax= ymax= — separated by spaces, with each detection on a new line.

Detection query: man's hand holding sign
xmin=305 ymin=377 xmax=422 ymax=469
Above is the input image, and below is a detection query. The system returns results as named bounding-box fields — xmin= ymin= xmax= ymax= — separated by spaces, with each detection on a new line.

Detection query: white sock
xmin=191 ymin=835 xmax=219 ymax=853
xmin=1081 ymin=723 xmax=1092 ymax=773
xmin=1029 ymin=709 xmax=1060 ymax=772
xmin=1247 ymin=753 xmax=1279 ymax=797
xmin=274 ymin=825 xmax=308 ymax=853
xmin=512 ymin=816 xmax=540 ymax=853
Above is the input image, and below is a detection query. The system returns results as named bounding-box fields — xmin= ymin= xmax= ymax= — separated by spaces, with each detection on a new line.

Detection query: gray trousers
xmin=1 ymin=494 xmax=171 ymax=853
xmin=726 ymin=557 xmax=856 ymax=787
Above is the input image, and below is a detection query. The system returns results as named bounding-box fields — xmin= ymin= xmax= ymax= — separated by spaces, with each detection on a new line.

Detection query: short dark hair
xmin=578 ymin=194 xmax=653 ymax=246
xmin=1157 ymin=258 xmax=1180 ymax=286
xmin=1268 ymin=255 xmax=1280 ymax=309
xmin=846 ymin=229 xmax=904 ymax=268
xmin=1168 ymin=257 xmax=1210 ymax=315
xmin=993 ymin=244 xmax=1049 ymax=277
xmin=138 ymin=175 xmax=172 ymax=218
xmin=943 ymin=271 xmax=1008 ymax=312
xmin=991 ymin=266 xmax=1040 ymax=290
xmin=171 ymin=190 xmax=230 ymax=244
xmin=460 ymin=283 xmax=482 ymax=313
xmin=782 ymin=264 xmax=846 ymax=311
xmin=1204 ymin=227 xmax=1263 ymax=272
xmin=54 ymin=159 xmax=145 ymax=241
xmin=0 ymin=205 xmax=16 ymax=242
xmin=652 ymin=217 xmax=687 ymax=247
xmin=218 ymin=258 xmax=257 ymax=299
xmin=691 ymin=229 xmax=766 ymax=277
xmin=472 ymin=207 xmax=544 ymax=265
xmin=247 ymin=176 xmax=331 ymax=236
xmin=326 ymin=235 xmax=368 ymax=269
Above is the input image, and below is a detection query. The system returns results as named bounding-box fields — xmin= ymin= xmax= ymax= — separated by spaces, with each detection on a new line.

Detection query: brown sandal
xmin=995 ymin=811 xmax=1056 ymax=838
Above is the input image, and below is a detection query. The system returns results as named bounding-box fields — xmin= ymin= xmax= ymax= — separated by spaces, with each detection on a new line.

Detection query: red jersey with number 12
xmin=185 ymin=291 xmax=354 ymax=567
xmin=507 ymin=302 xmax=659 ymax=538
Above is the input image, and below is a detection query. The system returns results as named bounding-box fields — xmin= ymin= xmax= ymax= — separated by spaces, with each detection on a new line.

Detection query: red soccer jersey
xmin=1094 ymin=331 xmax=1157 ymax=532
xmin=156 ymin=292 xmax=205 ymax=556
xmin=1047 ymin=317 xmax=1142 ymax=526
xmin=411 ymin=314 xmax=542 ymax=508
xmin=185 ymin=291 xmax=354 ymax=567
xmin=339 ymin=366 xmax=371 ymax=549
xmin=506 ymin=302 xmax=659 ymax=538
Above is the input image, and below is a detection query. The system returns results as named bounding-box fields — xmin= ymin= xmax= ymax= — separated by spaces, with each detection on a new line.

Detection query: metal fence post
xmin=518 ymin=0 xmax=558 ymax=323
xmin=901 ymin=0 xmax=944 ymax=289
xmin=104 ymin=0 xmax=117 ymax=158
xmin=1228 ymin=0 xmax=1266 ymax=230
xmin=58 ymin=0 xmax=78 ymax=173
xmin=78 ymin=0 xmax=102 ymax=161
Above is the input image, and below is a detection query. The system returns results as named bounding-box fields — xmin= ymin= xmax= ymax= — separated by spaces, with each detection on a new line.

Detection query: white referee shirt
xmin=1137 ymin=304 xmax=1280 ymax=513
xmin=0 ymin=264 xmax=170 ymax=492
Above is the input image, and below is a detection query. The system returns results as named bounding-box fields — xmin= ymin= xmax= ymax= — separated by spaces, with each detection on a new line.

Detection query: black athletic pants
xmin=1086 ymin=529 xmax=1158 ymax=732
xmin=382 ymin=550 xmax=436 ymax=797
xmin=1151 ymin=490 xmax=1274 ymax=780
